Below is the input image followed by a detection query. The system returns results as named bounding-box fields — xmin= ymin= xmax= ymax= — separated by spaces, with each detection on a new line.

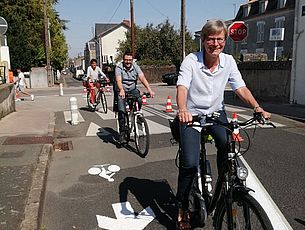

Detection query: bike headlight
xmin=237 ymin=167 xmax=248 ymax=180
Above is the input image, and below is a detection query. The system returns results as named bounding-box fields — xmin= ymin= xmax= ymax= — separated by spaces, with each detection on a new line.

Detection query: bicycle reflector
xmin=237 ymin=166 xmax=248 ymax=180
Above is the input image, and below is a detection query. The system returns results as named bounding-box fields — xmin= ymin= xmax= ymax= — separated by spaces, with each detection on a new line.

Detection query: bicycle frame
xmin=125 ymin=95 xmax=145 ymax=139
xmin=193 ymin=113 xmax=274 ymax=229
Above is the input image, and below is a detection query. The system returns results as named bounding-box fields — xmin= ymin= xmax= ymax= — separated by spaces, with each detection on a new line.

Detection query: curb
xmin=20 ymin=144 xmax=53 ymax=230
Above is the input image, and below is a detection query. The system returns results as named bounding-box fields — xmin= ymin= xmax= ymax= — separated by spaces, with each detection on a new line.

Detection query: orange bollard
xmin=232 ymin=112 xmax=244 ymax=141
xmin=142 ymin=94 xmax=147 ymax=105
xmin=165 ymin=96 xmax=173 ymax=113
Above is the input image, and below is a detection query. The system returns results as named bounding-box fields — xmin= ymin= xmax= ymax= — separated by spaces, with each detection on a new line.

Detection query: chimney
xmin=123 ymin=20 xmax=131 ymax=27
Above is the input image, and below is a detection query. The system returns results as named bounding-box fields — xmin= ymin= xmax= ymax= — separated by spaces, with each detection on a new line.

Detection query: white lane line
xmin=63 ymin=111 xmax=85 ymax=123
xmin=240 ymin=156 xmax=293 ymax=230
xmin=146 ymin=118 xmax=171 ymax=134
xmin=237 ymin=114 xmax=285 ymax=128
xmin=146 ymin=104 xmax=177 ymax=114
xmin=225 ymin=106 xmax=246 ymax=112
xmin=144 ymin=106 xmax=175 ymax=120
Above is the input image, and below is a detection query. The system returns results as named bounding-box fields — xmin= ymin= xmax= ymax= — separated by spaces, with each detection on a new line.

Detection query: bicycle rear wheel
xmin=134 ymin=115 xmax=150 ymax=157
xmin=214 ymin=192 xmax=273 ymax=230
xmin=100 ymin=92 xmax=108 ymax=113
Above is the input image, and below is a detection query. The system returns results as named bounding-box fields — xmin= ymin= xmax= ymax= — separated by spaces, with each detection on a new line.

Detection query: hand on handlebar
xmin=119 ymin=89 xmax=125 ymax=99
xmin=178 ymin=110 xmax=193 ymax=124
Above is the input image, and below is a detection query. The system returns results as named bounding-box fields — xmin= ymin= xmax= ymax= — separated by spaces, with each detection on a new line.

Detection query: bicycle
xmin=170 ymin=112 xmax=275 ymax=229
xmin=86 ymin=78 xmax=108 ymax=113
xmin=121 ymin=92 xmax=151 ymax=157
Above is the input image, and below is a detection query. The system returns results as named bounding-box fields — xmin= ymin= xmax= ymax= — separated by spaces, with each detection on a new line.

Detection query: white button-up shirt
xmin=177 ymin=51 xmax=246 ymax=115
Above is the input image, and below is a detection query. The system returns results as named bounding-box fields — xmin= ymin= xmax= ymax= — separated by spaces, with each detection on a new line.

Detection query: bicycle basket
xmin=168 ymin=116 xmax=180 ymax=143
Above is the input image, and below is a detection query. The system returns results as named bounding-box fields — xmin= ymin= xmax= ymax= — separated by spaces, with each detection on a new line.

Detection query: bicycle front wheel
xmin=214 ymin=192 xmax=273 ymax=230
xmin=134 ymin=115 xmax=150 ymax=157
xmin=100 ymin=92 xmax=108 ymax=113
xmin=87 ymin=91 xmax=95 ymax=111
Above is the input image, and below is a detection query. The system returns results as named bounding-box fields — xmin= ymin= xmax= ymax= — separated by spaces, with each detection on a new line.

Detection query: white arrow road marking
xmin=63 ymin=110 xmax=85 ymax=123
xmin=96 ymin=201 xmax=155 ymax=230
xmin=86 ymin=122 xmax=111 ymax=137
xmin=95 ymin=110 xmax=117 ymax=120
xmin=240 ymin=156 xmax=293 ymax=229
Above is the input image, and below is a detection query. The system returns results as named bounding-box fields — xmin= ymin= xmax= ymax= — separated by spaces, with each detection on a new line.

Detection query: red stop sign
xmin=228 ymin=21 xmax=248 ymax=42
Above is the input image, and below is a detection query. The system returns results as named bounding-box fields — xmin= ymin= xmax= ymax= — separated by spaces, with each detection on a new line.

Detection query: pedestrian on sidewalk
xmin=15 ymin=68 xmax=34 ymax=101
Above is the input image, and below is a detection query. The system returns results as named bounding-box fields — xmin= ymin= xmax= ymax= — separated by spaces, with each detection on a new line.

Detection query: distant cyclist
xmin=115 ymin=50 xmax=155 ymax=144
xmin=86 ymin=59 xmax=108 ymax=106
xmin=175 ymin=19 xmax=271 ymax=229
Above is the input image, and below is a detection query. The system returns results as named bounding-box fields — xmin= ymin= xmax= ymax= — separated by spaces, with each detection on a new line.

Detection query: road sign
xmin=0 ymin=17 xmax=8 ymax=35
xmin=228 ymin=21 xmax=248 ymax=42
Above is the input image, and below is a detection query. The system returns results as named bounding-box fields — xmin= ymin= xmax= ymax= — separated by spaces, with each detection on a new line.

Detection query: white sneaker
xmin=15 ymin=98 xmax=21 ymax=102
xmin=31 ymin=94 xmax=35 ymax=101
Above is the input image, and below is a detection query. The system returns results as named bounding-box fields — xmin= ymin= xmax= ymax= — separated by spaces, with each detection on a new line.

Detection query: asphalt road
xmin=40 ymin=75 xmax=305 ymax=230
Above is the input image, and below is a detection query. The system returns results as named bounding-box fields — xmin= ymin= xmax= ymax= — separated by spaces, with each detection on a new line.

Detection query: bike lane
xmin=41 ymin=101 xmax=299 ymax=229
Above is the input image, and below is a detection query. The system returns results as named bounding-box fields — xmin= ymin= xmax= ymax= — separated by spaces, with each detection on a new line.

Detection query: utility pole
xmin=44 ymin=0 xmax=52 ymax=86
xmin=180 ymin=0 xmax=186 ymax=61
xmin=130 ymin=0 xmax=135 ymax=57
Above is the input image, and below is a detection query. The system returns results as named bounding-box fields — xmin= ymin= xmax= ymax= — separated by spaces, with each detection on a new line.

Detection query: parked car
xmin=162 ymin=72 xmax=179 ymax=85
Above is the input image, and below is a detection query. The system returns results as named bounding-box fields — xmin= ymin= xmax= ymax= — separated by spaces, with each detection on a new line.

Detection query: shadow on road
xmin=119 ymin=177 xmax=177 ymax=229
xmin=295 ymin=218 xmax=305 ymax=227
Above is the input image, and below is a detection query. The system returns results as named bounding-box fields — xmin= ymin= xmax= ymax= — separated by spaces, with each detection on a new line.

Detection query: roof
xmin=235 ymin=0 xmax=295 ymax=20
xmin=95 ymin=20 xmax=131 ymax=38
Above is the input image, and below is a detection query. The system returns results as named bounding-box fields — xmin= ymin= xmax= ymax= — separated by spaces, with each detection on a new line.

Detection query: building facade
xmin=290 ymin=0 xmax=305 ymax=104
xmin=225 ymin=0 xmax=295 ymax=61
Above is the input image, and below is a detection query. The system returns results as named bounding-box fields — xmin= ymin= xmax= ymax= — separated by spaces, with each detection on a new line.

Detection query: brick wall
xmin=141 ymin=65 xmax=177 ymax=83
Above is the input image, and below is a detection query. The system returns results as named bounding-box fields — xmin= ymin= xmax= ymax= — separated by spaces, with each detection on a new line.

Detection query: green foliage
xmin=0 ymin=0 xmax=68 ymax=71
xmin=116 ymin=20 xmax=197 ymax=68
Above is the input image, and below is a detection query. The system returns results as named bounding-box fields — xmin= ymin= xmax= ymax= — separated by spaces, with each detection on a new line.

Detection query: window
xmin=257 ymin=21 xmax=265 ymax=42
xmin=102 ymin=55 xmax=108 ymax=63
xmin=243 ymin=5 xmax=249 ymax=18
xmin=274 ymin=46 xmax=284 ymax=57
xmin=277 ymin=0 xmax=285 ymax=8
xmin=240 ymin=49 xmax=248 ymax=54
xmin=275 ymin=16 xmax=285 ymax=28
xmin=256 ymin=48 xmax=264 ymax=53
xmin=259 ymin=1 xmax=266 ymax=14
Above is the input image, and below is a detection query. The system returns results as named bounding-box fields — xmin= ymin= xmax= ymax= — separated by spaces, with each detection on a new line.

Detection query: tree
xmin=0 ymin=0 xmax=68 ymax=71
xmin=116 ymin=20 xmax=197 ymax=68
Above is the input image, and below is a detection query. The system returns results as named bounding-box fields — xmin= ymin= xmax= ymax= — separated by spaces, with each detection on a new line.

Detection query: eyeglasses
xmin=206 ymin=37 xmax=226 ymax=45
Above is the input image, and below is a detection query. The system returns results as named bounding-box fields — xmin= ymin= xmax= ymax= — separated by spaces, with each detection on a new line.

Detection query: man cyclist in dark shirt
xmin=115 ymin=50 xmax=155 ymax=144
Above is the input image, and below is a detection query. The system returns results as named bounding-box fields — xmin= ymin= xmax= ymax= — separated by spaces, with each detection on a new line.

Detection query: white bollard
xmin=69 ymin=97 xmax=79 ymax=125
xmin=59 ymin=83 xmax=64 ymax=96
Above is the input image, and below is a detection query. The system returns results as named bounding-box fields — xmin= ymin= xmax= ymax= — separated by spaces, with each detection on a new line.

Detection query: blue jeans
xmin=176 ymin=110 xmax=229 ymax=209
xmin=117 ymin=89 xmax=142 ymax=133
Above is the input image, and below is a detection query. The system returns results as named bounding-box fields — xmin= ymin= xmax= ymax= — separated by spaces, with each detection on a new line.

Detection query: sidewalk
xmin=0 ymin=85 xmax=304 ymax=230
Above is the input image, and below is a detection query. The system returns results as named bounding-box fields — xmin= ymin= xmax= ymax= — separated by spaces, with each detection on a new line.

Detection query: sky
xmin=55 ymin=0 xmax=246 ymax=57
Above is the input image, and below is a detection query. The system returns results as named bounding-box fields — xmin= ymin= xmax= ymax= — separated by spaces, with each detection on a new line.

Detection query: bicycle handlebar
xmin=191 ymin=112 xmax=276 ymax=129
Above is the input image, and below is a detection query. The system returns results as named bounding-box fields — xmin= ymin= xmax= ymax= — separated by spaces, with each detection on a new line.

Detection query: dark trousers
xmin=176 ymin=110 xmax=229 ymax=209
xmin=117 ymin=89 xmax=142 ymax=133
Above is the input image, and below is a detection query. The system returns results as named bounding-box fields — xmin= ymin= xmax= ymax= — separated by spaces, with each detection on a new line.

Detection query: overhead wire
xmin=108 ymin=0 xmax=124 ymax=23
